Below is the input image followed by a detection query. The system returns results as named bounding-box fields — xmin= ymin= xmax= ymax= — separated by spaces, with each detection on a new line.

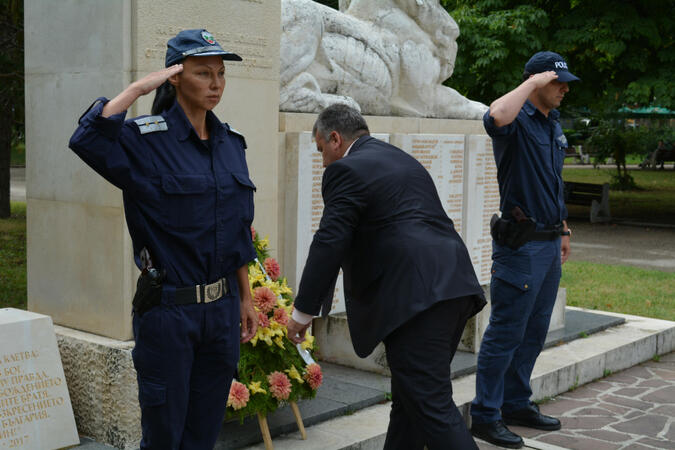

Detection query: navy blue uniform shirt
xmin=69 ymin=99 xmax=257 ymax=301
xmin=484 ymin=100 xmax=568 ymax=226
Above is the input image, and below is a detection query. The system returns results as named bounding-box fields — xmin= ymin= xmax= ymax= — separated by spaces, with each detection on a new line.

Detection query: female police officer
xmin=69 ymin=29 xmax=258 ymax=449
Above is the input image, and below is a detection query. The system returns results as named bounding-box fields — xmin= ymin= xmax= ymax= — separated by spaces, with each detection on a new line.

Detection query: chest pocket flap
xmin=231 ymin=172 xmax=256 ymax=191
xmin=161 ymin=174 xmax=208 ymax=194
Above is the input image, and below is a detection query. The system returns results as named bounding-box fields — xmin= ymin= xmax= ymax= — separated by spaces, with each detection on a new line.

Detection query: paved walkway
xmin=477 ymin=351 xmax=675 ymax=449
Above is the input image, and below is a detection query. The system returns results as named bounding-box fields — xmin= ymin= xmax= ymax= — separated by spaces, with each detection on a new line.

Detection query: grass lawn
xmin=563 ymin=168 xmax=675 ymax=224
xmin=561 ymin=261 xmax=674 ymax=321
xmin=0 ymin=202 xmax=27 ymax=309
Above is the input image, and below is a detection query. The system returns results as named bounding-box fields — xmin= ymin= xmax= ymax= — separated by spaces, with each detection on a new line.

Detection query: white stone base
xmin=54 ymin=325 xmax=140 ymax=449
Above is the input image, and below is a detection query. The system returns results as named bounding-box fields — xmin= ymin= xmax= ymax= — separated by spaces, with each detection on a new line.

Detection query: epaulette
xmin=226 ymin=124 xmax=247 ymax=149
xmin=134 ymin=116 xmax=168 ymax=134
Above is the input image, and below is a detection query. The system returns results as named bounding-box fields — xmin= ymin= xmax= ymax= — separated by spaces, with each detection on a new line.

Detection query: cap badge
xmin=201 ymin=31 xmax=216 ymax=45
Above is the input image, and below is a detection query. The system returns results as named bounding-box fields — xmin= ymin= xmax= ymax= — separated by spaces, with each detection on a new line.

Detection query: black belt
xmin=529 ymin=226 xmax=564 ymax=241
xmin=174 ymin=277 xmax=229 ymax=305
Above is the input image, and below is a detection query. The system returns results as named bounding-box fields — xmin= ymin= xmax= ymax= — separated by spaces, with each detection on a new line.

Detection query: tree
xmin=0 ymin=0 xmax=24 ymax=218
xmin=443 ymin=0 xmax=675 ymax=112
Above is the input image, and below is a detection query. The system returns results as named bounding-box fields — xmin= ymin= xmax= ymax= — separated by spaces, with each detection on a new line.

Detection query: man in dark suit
xmin=287 ymin=104 xmax=486 ymax=449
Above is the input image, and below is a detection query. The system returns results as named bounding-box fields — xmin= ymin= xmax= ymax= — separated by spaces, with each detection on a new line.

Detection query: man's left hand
xmin=561 ymin=235 xmax=571 ymax=264
xmin=287 ymin=318 xmax=311 ymax=344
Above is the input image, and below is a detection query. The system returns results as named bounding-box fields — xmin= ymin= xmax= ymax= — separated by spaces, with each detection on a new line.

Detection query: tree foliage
xmin=443 ymin=0 xmax=675 ymax=112
xmin=0 ymin=0 xmax=23 ymax=218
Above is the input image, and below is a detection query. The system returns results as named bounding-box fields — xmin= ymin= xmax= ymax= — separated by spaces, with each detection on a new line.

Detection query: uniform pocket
xmin=491 ymin=261 xmax=531 ymax=292
xmin=161 ymin=174 xmax=212 ymax=229
xmin=231 ymin=172 xmax=256 ymax=223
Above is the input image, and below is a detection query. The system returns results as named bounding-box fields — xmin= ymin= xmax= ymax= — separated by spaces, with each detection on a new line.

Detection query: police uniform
xmin=69 ymin=96 xmax=256 ymax=448
xmin=471 ymin=99 xmax=568 ymax=424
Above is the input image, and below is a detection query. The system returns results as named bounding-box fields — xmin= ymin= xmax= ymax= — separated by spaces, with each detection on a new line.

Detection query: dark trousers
xmin=383 ymin=296 xmax=478 ymax=450
xmin=132 ymin=294 xmax=240 ymax=449
xmin=471 ymin=240 xmax=561 ymax=424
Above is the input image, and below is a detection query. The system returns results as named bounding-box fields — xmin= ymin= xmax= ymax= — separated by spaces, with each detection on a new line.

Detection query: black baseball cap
xmin=524 ymin=51 xmax=580 ymax=82
xmin=165 ymin=29 xmax=242 ymax=67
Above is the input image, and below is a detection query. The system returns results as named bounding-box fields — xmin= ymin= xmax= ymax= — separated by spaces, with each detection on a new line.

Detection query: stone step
xmin=235 ymin=308 xmax=674 ymax=450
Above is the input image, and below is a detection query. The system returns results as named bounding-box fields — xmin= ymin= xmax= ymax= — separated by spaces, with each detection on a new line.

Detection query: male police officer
xmin=470 ymin=51 xmax=578 ymax=449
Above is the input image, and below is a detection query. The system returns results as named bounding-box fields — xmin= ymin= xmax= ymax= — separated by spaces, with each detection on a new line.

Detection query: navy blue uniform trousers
xmin=471 ymin=239 xmax=561 ymax=423
xmin=383 ymin=296 xmax=479 ymax=450
xmin=132 ymin=293 xmax=240 ymax=449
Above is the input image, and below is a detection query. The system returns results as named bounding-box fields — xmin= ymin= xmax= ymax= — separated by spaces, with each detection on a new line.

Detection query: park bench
xmin=564 ymin=181 xmax=611 ymax=223
xmin=641 ymin=148 xmax=675 ymax=170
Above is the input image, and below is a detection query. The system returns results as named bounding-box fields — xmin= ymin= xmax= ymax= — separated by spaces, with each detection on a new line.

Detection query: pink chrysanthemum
xmin=263 ymin=257 xmax=281 ymax=281
xmin=258 ymin=311 xmax=270 ymax=328
xmin=273 ymin=307 xmax=289 ymax=326
xmin=250 ymin=226 xmax=256 ymax=241
xmin=227 ymin=381 xmax=250 ymax=410
xmin=253 ymin=287 xmax=277 ymax=314
xmin=304 ymin=364 xmax=323 ymax=390
xmin=267 ymin=371 xmax=292 ymax=401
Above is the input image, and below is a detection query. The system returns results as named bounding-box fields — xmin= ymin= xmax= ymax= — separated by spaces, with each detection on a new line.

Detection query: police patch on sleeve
xmin=556 ymin=134 xmax=568 ymax=148
xmin=134 ymin=116 xmax=168 ymax=134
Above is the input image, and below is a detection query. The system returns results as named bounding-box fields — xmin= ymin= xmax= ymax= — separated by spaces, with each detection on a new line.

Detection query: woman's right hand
xmin=102 ymin=64 xmax=183 ymax=117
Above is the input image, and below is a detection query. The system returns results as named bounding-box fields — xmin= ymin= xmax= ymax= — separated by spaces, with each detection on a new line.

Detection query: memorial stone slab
xmin=463 ymin=135 xmax=501 ymax=284
xmin=392 ymin=134 xmax=466 ymax=234
xmin=0 ymin=309 xmax=78 ymax=450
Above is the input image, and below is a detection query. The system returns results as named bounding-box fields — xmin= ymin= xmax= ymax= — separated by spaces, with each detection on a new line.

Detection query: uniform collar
xmin=524 ymin=99 xmax=560 ymax=121
xmin=165 ymin=100 xmax=226 ymax=142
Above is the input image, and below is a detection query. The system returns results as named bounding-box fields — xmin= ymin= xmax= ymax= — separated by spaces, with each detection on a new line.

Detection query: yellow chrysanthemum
xmin=301 ymin=334 xmax=315 ymax=351
xmin=248 ymin=381 xmax=267 ymax=395
xmin=285 ymin=365 xmax=304 ymax=384
xmin=274 ymin=336 xmax=286 ymax=349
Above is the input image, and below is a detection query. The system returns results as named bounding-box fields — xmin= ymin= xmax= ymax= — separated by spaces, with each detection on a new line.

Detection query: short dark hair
xmin=313 ymin=104 xmax=370 ymax=142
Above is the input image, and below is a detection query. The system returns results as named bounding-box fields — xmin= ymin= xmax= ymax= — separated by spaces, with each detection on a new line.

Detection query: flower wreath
xmin=226 ymin=226 xmax=323 ymax=421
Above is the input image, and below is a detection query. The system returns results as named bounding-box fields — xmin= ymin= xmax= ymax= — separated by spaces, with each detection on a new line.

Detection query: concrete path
xmin=477 ymin=351 xmax=675 ymax=449
xmin=9 ymin=167 xmax=25 ymax=202
xmin=567 ymin=219 xmax=675 ymax=272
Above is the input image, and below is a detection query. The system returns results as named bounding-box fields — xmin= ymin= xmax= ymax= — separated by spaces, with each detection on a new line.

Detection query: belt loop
xmin=195 ymin=284 xmax=202 ymax=303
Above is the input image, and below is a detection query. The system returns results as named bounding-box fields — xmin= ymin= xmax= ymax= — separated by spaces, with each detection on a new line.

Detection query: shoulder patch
xmin=225 ymin=124 xmax=247 ymax=149
xmin=134 ymin=116 xmax=168 ymax=134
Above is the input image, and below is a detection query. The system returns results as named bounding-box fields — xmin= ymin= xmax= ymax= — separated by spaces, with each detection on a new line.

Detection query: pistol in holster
xmin=132 ymin=268 xmax=166 ymax=317
xmin=490 ymin=207 xmax=536 ymax=250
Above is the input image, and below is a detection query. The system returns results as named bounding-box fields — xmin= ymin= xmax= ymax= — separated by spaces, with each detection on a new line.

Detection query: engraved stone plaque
xmin=0 ymin=309 xmax=78 ymax=450
xmin=395 ymin=134 xmax=466 ymax=234
xmin=463 ymin=135 xmax=500 ymax=284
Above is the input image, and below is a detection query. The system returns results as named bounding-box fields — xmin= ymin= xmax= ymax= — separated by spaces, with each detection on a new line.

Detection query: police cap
xmin=165 ymin=29 xmax=242 ymax=67
xmin=525 ymin=51 xmax=580 ymax=82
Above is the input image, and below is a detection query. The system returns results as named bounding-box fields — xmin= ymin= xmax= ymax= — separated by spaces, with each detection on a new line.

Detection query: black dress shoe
xmin=503 ymin=402 xmax=561 ymax=431
xmin=471 ymin=420 xmax=524 ymax=449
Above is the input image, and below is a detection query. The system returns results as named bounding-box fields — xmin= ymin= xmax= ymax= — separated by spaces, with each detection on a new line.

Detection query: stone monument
xmin=280 ymin=0 xmax=487 ymax=119
xmin=0 ymin=309 xmax=79 ymax=450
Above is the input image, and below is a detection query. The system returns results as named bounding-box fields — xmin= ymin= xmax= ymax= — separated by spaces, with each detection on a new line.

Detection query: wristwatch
xmin=561 ymin=228 xmax=572 ymax=237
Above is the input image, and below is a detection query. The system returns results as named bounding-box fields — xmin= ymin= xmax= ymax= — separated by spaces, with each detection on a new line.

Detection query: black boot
xmin=503 ymin=402 xmax=561 ymax=431
xmin=471 ymin=420 xmax=524 ymax=449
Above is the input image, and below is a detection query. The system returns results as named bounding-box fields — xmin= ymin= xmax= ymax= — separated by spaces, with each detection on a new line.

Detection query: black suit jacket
xmin=295 ymin=136 xmax=485 ymax=357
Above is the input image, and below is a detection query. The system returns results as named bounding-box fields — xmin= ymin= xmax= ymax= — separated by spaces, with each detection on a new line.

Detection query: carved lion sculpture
xmin=280 ymin=0 xmax=487 ymax=119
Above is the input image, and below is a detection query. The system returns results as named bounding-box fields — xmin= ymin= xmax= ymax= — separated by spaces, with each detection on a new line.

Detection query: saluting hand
xmin=130 ymin=64 xmax=184 ymax=96
xmin=102 ymin=64 xmax=183 ymax=117
xmin=528 ymin=71 xmax=559 ymax=89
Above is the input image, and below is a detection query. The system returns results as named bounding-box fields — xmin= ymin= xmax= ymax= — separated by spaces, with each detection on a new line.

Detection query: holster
xmin=132 ymin=268 xmax=166 ymax=317
xmin=490 ymin=214 xmax=536 ymax=250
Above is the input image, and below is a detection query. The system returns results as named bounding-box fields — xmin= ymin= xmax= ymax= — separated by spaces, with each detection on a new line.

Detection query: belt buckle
xmin=203 ymin=279 xmax=222 ymax=303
